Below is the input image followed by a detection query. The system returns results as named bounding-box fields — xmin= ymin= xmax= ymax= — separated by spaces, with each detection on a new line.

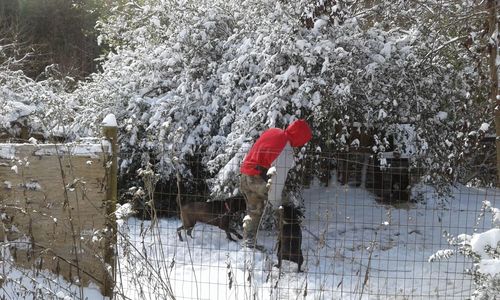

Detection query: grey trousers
xmin=240 ymin=174 xmax=268 ymax=240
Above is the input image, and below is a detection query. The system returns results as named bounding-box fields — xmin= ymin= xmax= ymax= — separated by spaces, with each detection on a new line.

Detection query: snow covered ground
xmin=1 ymin=178 xmax=497 ymax=299
xmin=114 ymin=180 xmax=499 ymax=300
xmin=0 ymin=252 xmax=105 ymax=300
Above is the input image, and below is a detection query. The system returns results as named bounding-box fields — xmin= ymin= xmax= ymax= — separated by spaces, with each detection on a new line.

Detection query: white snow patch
xmin=378 ymin=109 xmax=388 ymax=120
xmin=478 ymin=259 xmax=500 ymax=276
xmin=10 ymin=165 xmax=18 ymax=174
xmin=470 ymin=228 xmax=500 ymax=260
xmin=150 ymin=16 xmax=161 ymax=27
xmin=23 ymin=180 xmax=42 ymax=191
xmin=266 ymin=166 xmax=277 ymax=177
xmin=312 ymin=18 xmax=328 ymax=33
xmin=102 ymin=113 xmax=117 ymax=127
xmin=479 ymin=123 xmax=490 ymax=132
xmin=115 ymin=203 xmax=135 ymax=226
xmin=436 ymin=111 xmax=448 ymax=121
xmin=492 ymin=207 xmax=500 ymax=226
xmin=371 ymin=54 xmax=386 ymax=64
xmin=380 ymin=43 xmax=392 ymax=58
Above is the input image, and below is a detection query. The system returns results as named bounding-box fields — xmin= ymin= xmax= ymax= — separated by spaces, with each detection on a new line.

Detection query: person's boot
xmin=242 ymin=233 xmax=266 ymax=251
xmin=242 ymin=215 xmax=266 ymax=251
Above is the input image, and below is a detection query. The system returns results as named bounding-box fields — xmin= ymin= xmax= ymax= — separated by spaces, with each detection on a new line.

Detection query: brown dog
xmin=177 ymin=195 xmax=246 ymax=242
xmin=276 ymin=204 xmax=304 ymax=272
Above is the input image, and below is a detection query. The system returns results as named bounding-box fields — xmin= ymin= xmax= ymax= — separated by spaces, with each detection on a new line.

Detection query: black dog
xmin=276 ymin=204 xmax=304 ymax=272
xmin=177 ymin=195 xmax=246 ymax=242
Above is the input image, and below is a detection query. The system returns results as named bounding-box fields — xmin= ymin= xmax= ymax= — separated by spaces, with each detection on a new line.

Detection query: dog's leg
xmin=187 ymin=227 xmax=194 ymax=238
xmin=275 ymin=242 xmax=282 ymax=268
xmin=297 ymin=261 xmax=303 ymax=273
xmin=229 ymin=228 xmax=243 ymax=240
xmin=177 ymin=226 xmax=184 ymax=241
xmin=220 ymin=216 xmax=238 ymax=241
xmin=275 ymin=255 xmax=283 ymax=279
xmin=275 ymin=259 xmax=281 ymax=269
xmin=298 ymin=251 xmax=304 ymax=273
xmin=225 ymin=231 xmax=237 ymax=242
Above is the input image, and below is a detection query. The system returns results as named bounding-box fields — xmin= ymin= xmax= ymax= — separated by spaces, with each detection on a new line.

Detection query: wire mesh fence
xmin=114 ymin=150 xmax=500 ymax=300
xmin=0 ymin=142 xmax=498 ymax=299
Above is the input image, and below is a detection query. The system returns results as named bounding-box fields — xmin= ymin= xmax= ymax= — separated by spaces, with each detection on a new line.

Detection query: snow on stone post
xmin=101 ymin=113 xmax=118 ymax=298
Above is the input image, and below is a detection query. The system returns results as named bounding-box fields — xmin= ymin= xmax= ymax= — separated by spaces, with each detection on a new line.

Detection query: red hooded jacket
xmin=240 ymin=119 xmax=312 ymax=176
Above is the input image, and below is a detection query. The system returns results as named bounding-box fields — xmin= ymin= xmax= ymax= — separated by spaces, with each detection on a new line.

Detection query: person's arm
xmin=267 ymin=143 xmax=294 ymax=208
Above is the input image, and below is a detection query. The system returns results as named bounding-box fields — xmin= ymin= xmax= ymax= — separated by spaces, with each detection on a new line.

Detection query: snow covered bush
xmin=58 ymin=0 xmax=493 ymax=210
xmin=0 ymin=43 xmax=76 ymax=141
xmin=429 ymin=201 xmax=500 ymax=299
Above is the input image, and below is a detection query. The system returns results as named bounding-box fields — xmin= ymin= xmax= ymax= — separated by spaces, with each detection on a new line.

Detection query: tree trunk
xmin=488 ymin=0 xmax=500 ymax=187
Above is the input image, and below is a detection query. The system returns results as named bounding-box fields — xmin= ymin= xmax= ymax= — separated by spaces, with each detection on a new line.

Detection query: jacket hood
xmin=285 ymin=119 xmax=312 ymax=147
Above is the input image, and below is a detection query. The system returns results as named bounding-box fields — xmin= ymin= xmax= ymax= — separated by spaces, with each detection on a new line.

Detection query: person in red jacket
xmin=240 ymin=119 xmax=312 ymax=249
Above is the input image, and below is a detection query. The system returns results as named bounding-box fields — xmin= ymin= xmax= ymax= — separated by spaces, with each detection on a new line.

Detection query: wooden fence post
xmin=102 ymin=114 xmax=118 ymax=298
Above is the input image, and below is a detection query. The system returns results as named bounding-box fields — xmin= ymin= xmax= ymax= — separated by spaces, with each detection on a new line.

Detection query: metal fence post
xmin=102 ymin=114 xmax=118 ymax=298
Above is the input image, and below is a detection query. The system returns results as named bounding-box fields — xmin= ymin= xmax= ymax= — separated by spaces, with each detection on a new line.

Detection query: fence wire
xmin=114 ymin=151 xmax=500 ymax=300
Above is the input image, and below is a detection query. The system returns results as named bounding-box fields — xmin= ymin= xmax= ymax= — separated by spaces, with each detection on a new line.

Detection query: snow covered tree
xmin=61 ymin=0 xmax=495 ymax=214
xmin=0 ymin=41 xmax=74 ymax=141
xmin=344 ymin=0 xmax=497 ymax=188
